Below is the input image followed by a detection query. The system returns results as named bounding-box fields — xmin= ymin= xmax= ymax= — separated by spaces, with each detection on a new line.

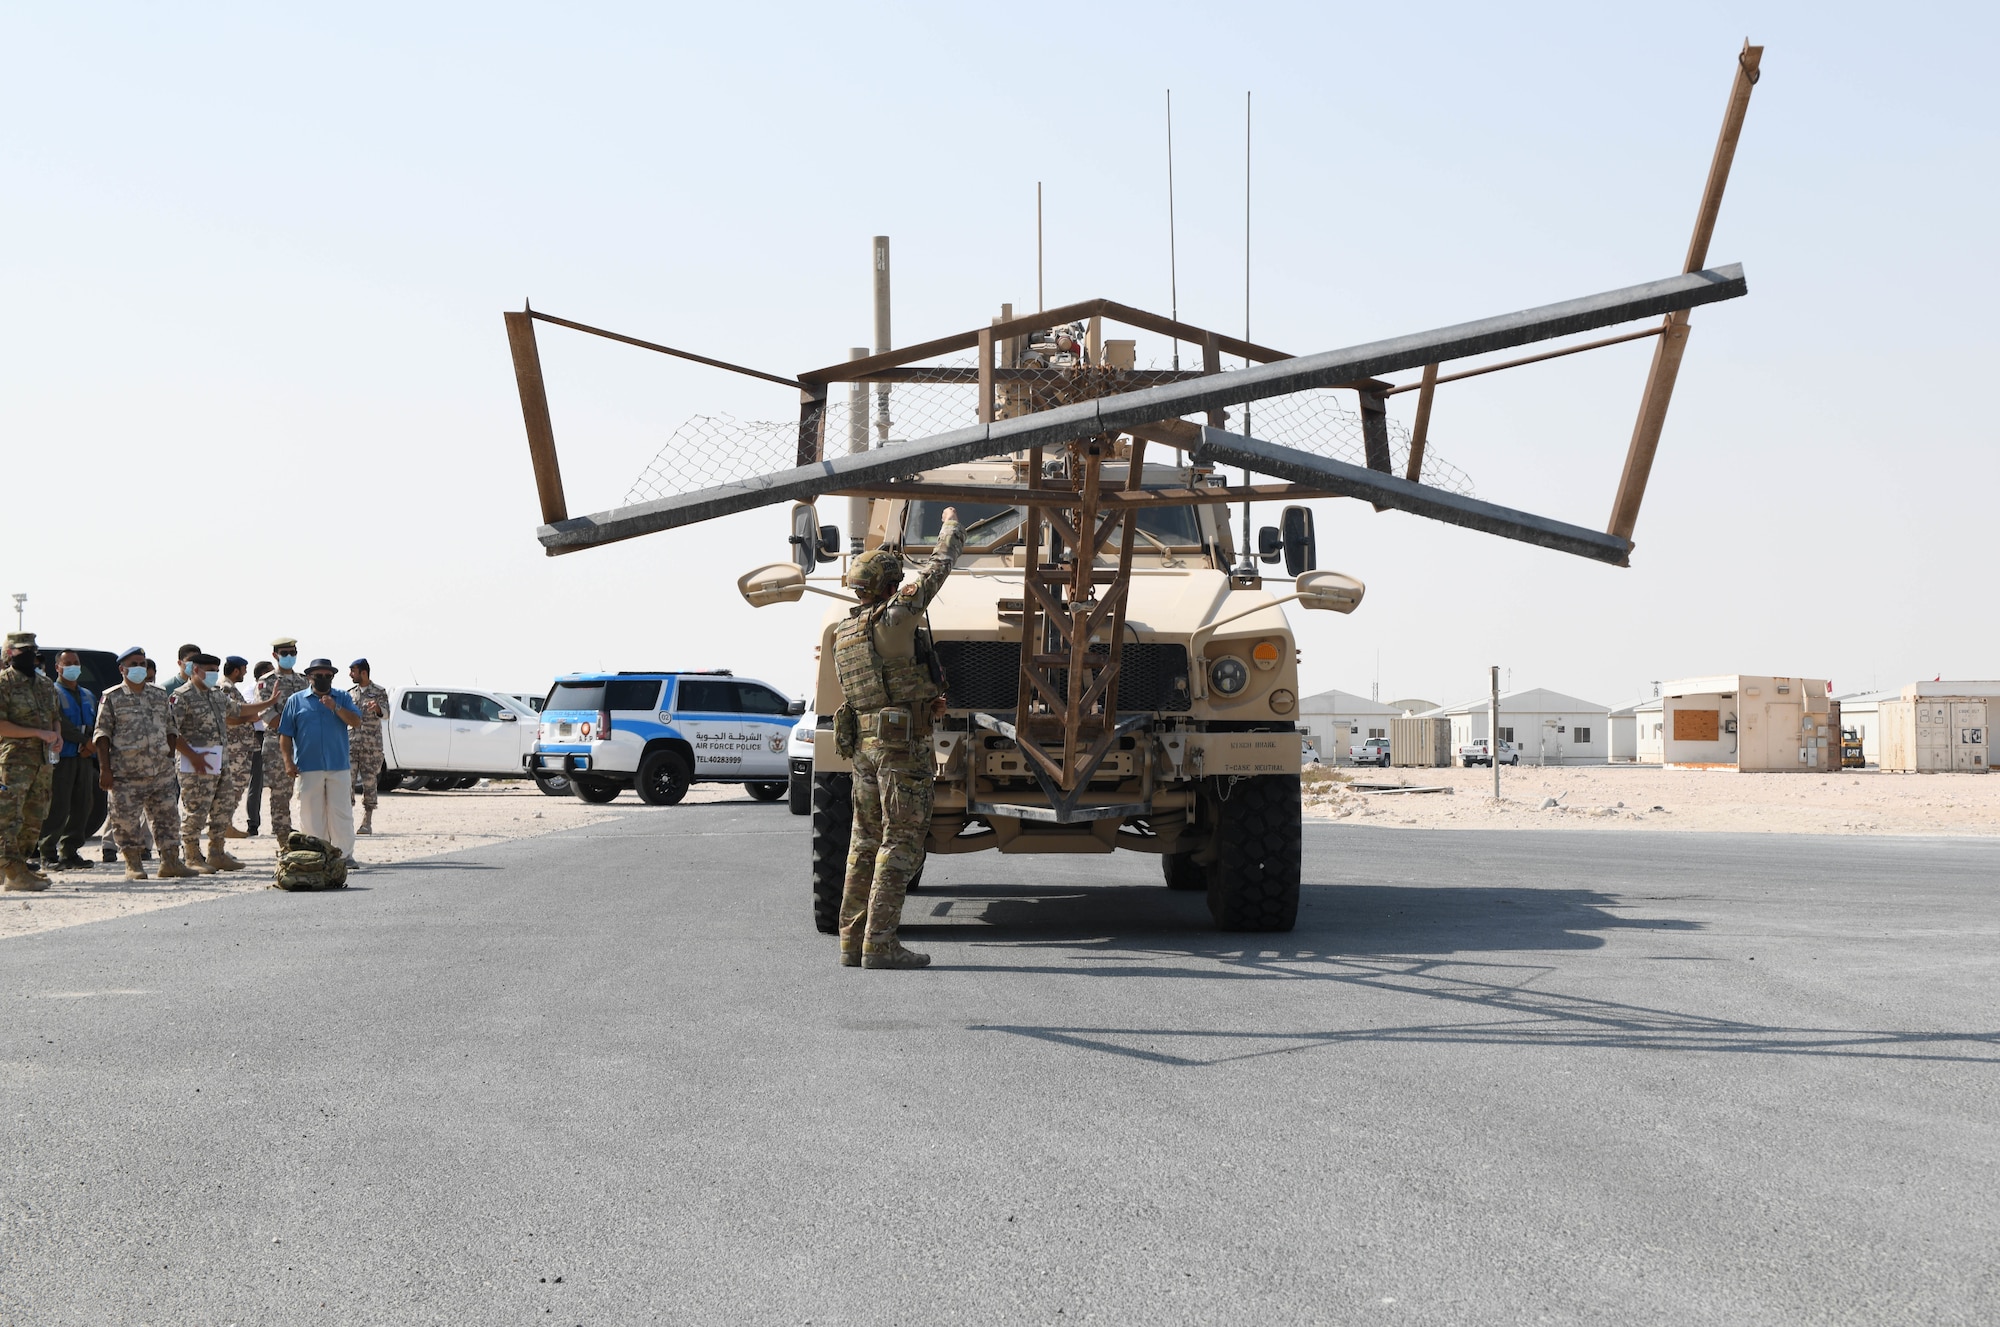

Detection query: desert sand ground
xmin=1307 ymin=762 xmax=2000 ymax=836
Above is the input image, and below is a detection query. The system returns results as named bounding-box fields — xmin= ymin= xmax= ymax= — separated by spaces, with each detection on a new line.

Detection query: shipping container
xmin=1879 ymin=696 xmax=1989 ymax=772
xmin=1390 ymin=715 xmax=1453 ymax=767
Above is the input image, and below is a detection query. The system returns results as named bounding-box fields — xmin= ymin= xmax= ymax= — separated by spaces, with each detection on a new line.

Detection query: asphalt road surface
xmin=6 ymin=801 xmax=1998 ymax=1325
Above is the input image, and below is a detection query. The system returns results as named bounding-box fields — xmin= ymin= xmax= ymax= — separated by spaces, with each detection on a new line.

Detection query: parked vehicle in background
xmin=1841 ymin=726 xmax=1866 ymax=769
xmin=1301 ymin=736 xmax=1322 ymax=766
xmin=788 ymin=708 xmax=817 ymax=815
xmin=1350 ymin=737 xmax=1392 ymax=767
xmin=381 ymin=687 xmax=544 ymax=792
xmin=508 ymin=693 xmax=545 ymax=714
xmin=1459 ymin=738 xmax=1520 ymax=767
xmin=531 ymin=671 xmax=803 ymax=806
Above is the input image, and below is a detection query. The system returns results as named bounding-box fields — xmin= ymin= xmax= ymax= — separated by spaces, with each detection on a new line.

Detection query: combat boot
xmin=184 ymin=842 xmax=218 ymax=875
xmin=358 ymin=807 xmax=374 ymax=835
xmin=207 ymin=837 xmax=245 ymax=872
xmin=224 ymin=823 xmax=247 ymax=839
xmin=58 ymin=853 xmax=91 ymax=871
xmin=839 ymin=939 xmax=863 ymax=968
xmin=3 ymin=861 xmax=50 ymax=892
xmin=122 ymin=851 xmax=148 ymax=881
xmin=19 ymin=859 xmax=52 ymax=885
xmin=861 ymin=940 xmax=931 ymax=970
xmin=156 ymin=848 xmax=198 ymax=879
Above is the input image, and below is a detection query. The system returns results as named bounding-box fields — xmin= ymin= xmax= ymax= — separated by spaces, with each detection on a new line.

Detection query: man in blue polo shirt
xmin=278 ymin=658 xmax=366 ymax=864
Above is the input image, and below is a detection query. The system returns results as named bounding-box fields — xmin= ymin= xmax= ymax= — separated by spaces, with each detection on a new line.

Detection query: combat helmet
xmin=845 ymin=548 xmax=904 ymax=601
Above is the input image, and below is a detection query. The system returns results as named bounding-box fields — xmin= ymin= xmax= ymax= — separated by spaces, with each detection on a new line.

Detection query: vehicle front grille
xmin=934 ymin=641 xmax=1191 ymax=713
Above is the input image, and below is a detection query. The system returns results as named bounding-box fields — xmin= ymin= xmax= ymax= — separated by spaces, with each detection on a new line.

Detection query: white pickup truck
xmin=379 ymin=686 xmax=559 ymax=793
xmin=1458 ymin=738 xmax=1521 ymax=768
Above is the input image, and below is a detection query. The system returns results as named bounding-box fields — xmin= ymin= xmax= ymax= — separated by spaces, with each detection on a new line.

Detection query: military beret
xmin=271 ymin=635 xmax=299 ymax=649
xmin=3 ymin=631 xmax=34 ymax=650
xmin=116 ymin=645 xmax=145 ymax=664
xmin=304 ymin=657 xmax=338 ymax=673
xmin=192 ymin=653 xmax=222 ymax=667
xmin=224 ymin=655 xmax=248 ymax=670
xmin=350 ymin=658 xmax=370 ymax=671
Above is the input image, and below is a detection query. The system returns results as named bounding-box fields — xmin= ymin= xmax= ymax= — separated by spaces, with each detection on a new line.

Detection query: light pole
xmin=10 ymin=593 xmax=23 ymax=633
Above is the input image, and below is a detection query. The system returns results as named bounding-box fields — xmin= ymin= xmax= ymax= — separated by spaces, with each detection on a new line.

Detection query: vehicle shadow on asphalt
xmin=917 ymin=884 xmax=2000 ymax=1069
xmin=901 ymin=881 xmax=1682 ymax=956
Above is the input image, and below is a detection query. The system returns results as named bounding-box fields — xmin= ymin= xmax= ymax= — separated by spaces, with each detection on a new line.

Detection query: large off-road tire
xmin=746 ymin=781 xmax=787 ymax=802
xmin=810 ymin=772 xmax=852 ymax=934
xmin=572 ymin=775 xmax=621 ymax=804
xmin=1205 ymin=774 xmax=1302 ymax=932
xmin=1162 ymin=852 xmax=1205 ymax=891
xmin=636 ymin=750 xmax=692 ymax=806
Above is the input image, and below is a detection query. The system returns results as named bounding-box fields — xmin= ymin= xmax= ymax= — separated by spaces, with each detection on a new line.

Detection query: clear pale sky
xmin=4 ymin=3 xmax=1992 ymax=709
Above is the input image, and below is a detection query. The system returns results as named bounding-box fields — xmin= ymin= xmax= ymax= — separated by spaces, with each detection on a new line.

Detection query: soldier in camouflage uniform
xmin=834 ymin=509 xmax=963 ymax=970
xmin=346 ymin=658 xmax=390 ymax=835
xmin=215 ymin=656 xmax=261 ymax=837
xmin=257 ymin=637 xmax=310 ymax=846
xmin=0 ymin=633 xmax=64 ymax=892
xmin=95 ymin=646 xmax=211 ymax=881
xmin=170 ymin=653 xmax=278 ymax=874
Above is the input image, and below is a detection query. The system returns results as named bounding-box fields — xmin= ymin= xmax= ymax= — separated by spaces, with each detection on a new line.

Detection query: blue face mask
xmin=278 ymin=654 xmax=297 ymax=670
xmin=125 ymin=665 xmax=148 ymax=684
xmin=61 ymin=665 xmax=82 ymax=682
xmin=183 ymin=660 xmax=197 ymax=677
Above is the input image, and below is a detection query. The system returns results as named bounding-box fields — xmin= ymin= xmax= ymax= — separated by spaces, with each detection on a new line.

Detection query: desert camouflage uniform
xmin=217 ymin=686 xmax=261 ymax=828
xmin=347 ymin=681 xmax=390 ymax=812
xmin=94 ymin=683 xmax=184 ymax=853
xmin=170 ymin=682 xmax=240 ymax=845
xmin=838 ymin=516 xmax=961 ymax=964
xmin=258 ymin=668 xmax=309 ymax=844
xmin=0 ymin=667 xmax=61 ymax=866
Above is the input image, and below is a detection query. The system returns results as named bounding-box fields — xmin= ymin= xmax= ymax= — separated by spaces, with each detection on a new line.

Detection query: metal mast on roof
xmin=1166 ymin=90 xmax=1179 ymax=373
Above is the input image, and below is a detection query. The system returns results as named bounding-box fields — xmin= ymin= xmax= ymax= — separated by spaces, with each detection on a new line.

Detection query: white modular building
xmin=1830 ymin=689 xmax=1901 ymax=766
xmin=1296 ymin=689 xmax=1406 ymax=765
xmin=1607 ymin=697 xmax=1664 ymax=763
xmin=1874 ymin=682 xmax=2000 ymax=772
xmin=1429 ymin=688 xmax=1612 ymax=766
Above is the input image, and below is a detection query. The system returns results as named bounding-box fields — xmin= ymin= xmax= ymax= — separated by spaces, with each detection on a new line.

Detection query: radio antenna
xmin=1166 ymin=89 xmax=1180 ymax=372
xmin=1037 ymin=181 xmax=1044 ymax=312
xmin=1240 ymin=90 xmax=1254 ymax=571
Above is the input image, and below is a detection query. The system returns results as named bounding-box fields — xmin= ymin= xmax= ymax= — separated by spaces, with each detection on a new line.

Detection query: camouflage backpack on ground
xmin=275 ymin=832 xmax=348 ymax=891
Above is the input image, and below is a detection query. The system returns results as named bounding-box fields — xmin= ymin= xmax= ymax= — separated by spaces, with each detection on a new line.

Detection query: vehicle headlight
xmin=1209 ymin=656 xmax=1249 ymax=696
xmin=1269 ymin=688 xmax=1295 ymax=715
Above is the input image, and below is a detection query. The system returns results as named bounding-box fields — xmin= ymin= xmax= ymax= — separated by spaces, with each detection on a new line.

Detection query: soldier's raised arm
xmin=905 ymin=508 xmax=962 ymax=611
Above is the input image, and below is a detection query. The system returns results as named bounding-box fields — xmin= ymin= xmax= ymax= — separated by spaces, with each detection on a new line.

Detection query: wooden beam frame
xmin=504 ymin=311 xmax=568 ymax=525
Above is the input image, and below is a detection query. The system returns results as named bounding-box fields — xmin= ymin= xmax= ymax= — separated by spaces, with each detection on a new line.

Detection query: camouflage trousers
xmin=217 ymin=740 xmax=256 ymax=828
xmin=0 ymin=751 xmax=53 ymax=864
xmin=180 ymin=770 xmax=229 ymax=846
xmin=110 ymin=775 xmax=180 ymax=854
xmin=261 ymin=734 xmax=296 ymax=844
xmin=350 ymin=742 xmax=384 ymax=812
xmin=840 ymin=740 xmax=934 ymax=955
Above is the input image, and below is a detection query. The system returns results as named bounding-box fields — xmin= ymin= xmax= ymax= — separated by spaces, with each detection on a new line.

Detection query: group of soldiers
xmin=0 ymin=632 xmax=390 ymax=891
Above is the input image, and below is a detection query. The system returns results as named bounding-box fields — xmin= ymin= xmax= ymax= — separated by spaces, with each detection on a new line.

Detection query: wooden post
xmin=1406 ymin=362 xmax=1438 ymax=483
xmin=1607 ymin=42 xmax=1762 ymax=543
xmin=797 ymin=388 xmax=828 ymax=467
xmin=978 ymin=327 xmax=995 ymax=425
xmin=504 ymin=311 xmax=568 ymax=526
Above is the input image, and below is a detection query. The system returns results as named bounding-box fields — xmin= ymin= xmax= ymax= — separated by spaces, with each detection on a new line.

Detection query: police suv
xmin=531 ymin=671 xmax=803 ymax=806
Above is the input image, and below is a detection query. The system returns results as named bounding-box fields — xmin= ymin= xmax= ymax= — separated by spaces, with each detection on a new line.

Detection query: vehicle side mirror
xmin=788 ymin=502 xmax=820 ymax=573
xmin=498 ymin=711 xmax=517 ymax=722
xmin=787 ymin=698 xmax=807 ymax=716
xmin=817 ymin=525 xmax=841 ymax=559
xmin=1294 ymin=569 xmax=1364 ymax=614
xmin=1281 ymin=505 xmax=1317 ymax=576
xmin=738 ymin=562 xmax=807 ymax=607
xmin=1256 ymin=526 xmax=1283 ymax=564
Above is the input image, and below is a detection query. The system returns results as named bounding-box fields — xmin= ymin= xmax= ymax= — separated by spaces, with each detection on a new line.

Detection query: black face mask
xmin=8 ymin=650 xmax=36 ymax=674
xmin=310 ymin=674 xmax=333 ymax=694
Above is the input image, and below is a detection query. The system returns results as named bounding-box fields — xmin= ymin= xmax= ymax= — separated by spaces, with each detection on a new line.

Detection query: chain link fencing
xmin=625 ymin=356 xmax=1474 ymax=507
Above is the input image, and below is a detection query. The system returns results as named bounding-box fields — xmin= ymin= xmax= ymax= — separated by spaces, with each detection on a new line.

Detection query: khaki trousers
xmin=294 ymin=769 xmax=355 ymax=857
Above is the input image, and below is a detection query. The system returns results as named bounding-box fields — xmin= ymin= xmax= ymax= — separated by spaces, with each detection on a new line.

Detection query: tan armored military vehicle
xmin=752 ymin=448 xmax=1364 ymax=933
xmin=501 ymin=46 xmax=1759 ymax=934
